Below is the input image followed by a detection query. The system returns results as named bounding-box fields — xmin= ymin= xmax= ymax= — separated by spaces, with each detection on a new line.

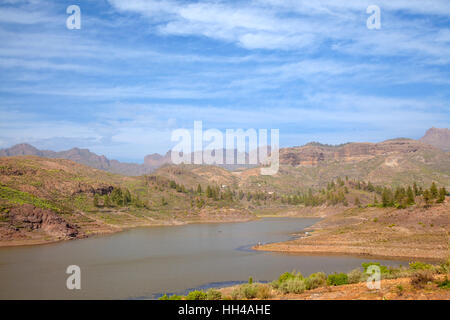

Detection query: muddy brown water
xmin=0 ymin=217 xmax=409 ymax=299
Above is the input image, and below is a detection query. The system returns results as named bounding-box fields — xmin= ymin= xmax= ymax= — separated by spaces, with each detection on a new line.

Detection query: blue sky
xmin=0 ymin=0 xmax=449 ymax=162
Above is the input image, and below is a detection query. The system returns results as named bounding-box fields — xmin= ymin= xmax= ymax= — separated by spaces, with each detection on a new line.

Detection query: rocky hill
xmin=419 ymin=127 xmax=450 ymax=152
xmin=279 ymin=138 xmax=444 ymax=166
xmin=241 ymin=139 xmax=450 ymax=193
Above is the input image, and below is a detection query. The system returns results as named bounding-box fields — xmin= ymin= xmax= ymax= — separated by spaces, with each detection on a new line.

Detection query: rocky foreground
xmin=218 ymin=275 xmax=450 ymax=300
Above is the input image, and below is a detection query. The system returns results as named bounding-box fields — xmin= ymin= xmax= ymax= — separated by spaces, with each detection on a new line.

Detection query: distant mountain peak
xmin=0 ymin=143 xmax=43 ymax=156
xmin=419 ymin=127 xmax=450 ymax=151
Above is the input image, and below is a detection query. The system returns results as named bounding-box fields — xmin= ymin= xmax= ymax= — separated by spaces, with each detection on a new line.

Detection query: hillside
xmin=235 ymin=139 xmax=450 ymax=194
xmin=0 ymin=157 xmax=257 ymax=245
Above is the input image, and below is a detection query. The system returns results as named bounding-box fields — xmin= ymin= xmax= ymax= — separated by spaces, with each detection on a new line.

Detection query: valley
xmin=0 ymin=129 xmax=448 ymax=261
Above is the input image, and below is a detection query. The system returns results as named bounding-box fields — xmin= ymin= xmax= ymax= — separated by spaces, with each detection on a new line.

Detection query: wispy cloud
xmin=0 ymin=0 xmax=448 ymax=160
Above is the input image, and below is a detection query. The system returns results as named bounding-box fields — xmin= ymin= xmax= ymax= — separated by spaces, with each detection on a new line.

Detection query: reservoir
xmin=0 ymin=217 xmax=407 ymax=299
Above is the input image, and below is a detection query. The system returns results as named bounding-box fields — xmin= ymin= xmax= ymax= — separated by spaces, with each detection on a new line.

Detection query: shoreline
xmin=0 ymin=206 xmax=327 ymax=248
xmin=252 ymin=203 xmax=450 ymax=262
xmin=253 ymin=243 xmax=445 ymax=262
xmin=0 ymin=214 xmax=260 ymax=248
xmin=2 ymin=203 xmax=448 ymax=264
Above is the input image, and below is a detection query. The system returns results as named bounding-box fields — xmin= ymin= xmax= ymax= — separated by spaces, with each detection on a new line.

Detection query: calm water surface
xmin=0 ymin=217 xmax=407 ymax=299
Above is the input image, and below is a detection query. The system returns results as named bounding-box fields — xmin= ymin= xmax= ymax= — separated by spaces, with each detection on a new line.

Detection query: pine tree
xmin=430 ymin=182 xmax=438 ymax=199
xmin=423 ymin=190 xmax=432 ymax=207
xmin=206 ymin=186 xmax=213 ymax=198
xmin=413 ymin=182 xmax=419 ymax=196
xmin=196 ymin=184 xmax=202 ymax=194
xmin=111 ymin=188 xmax=123 ymax=206
xmin=437 ymin=187 xmax=446 ymax=203
xmin=382 ymin=188 xmax=392 ymax=207
xmin=406 ymin=186 xmax=415 ymax=205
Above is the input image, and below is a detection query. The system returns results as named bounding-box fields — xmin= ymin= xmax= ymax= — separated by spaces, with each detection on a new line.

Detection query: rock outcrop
xmin=2 ymin=204 xmax=79 ymax=240
xmin=279 ymin=139 xmax=435 ymax=166
xmin=419 ymin=127 xmax=450 ymax=152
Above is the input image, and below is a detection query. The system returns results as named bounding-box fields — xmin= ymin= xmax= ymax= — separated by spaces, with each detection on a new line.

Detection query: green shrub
xmin=327 ymin=273 xmax=349 ymax=286
xmin=304 ymin=272 xmax=327 ymax=290
xmin=158 ymin=294 xmax=182 ymax=300
xmin=439 ymin=259 xmax=450 ymax=274
xmin=362 ymin=262 xmax=389 ymax=274
xmin=256 ymin=284 xmax=272 ymax=299
xmin=409 ymin=262 xmax=432 ymax=271
xmin=382 ymin=266 xmax=410 ymax=280
xmin=279 ymin=278 xmax=306 ymax=294
xmin=362 ymin=262 xmax=409 ymax=280
xmin=347 ymin=268 xmax=363 ymax=284
xmin=242 ymin=284 xmax=258 ymax=299
xmin=279 ymin=271 xmax=301 ymax=282
xmin=231 ymin=284 xmax=259 ymax=299
xmin=438 ymin=277 xmax=450 ymax=290
xmin=396 ymin=285 xmax=404 ymax=296
xmin=231 ymin=288 xmax=240 ymax=300
xmin=206 ymin=289 xmax=222 ymax=300
xmin=185 ymin=290 xmax=207 ymax=300
xmin=272 ymin=271 xmax=302 ymax=289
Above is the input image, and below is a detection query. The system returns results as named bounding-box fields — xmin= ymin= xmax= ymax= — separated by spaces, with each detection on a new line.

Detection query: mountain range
xmin=0 ymin=127 xmax=448 ymax=176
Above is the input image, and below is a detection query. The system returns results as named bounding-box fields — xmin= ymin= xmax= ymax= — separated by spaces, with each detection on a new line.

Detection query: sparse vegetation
xmin=177 ymin=259 xmax=450 ymax=300
xmin=185 ymin=290 xmax=208 ymax=300
xmin=327 ymin=273 xmax=349 ymax=286
xmin=347 ymin=268 xmax=364 ymax=284
xmin=206 ymin=288 xmax=222 ymax=300
xmin=438 ymin=277 xmax=450 ymax=290
xmin=410 ymin=270 xmax=434 ymax=289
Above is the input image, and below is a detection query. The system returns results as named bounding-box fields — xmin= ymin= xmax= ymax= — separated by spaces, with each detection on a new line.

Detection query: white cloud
xmin=106 ymin=0 xmax=450 ymax=65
